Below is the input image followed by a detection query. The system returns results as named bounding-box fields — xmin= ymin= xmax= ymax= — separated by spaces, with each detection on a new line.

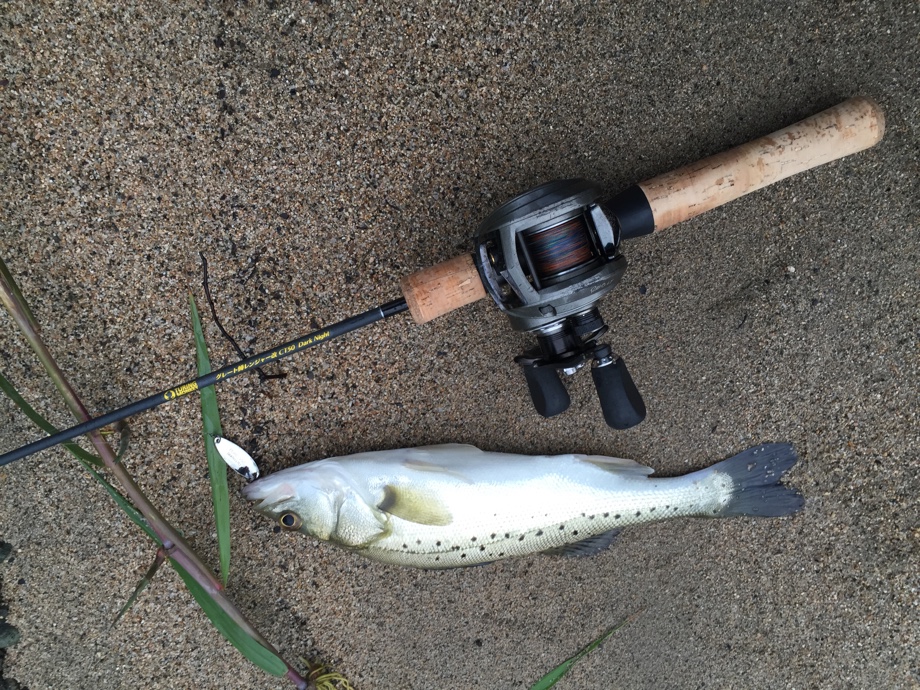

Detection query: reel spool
xmin=472 ymin=178 xmax=650 ymax=428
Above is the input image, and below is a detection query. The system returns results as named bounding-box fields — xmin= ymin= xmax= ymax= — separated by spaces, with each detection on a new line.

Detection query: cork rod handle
xmin=637 ymin=97 xmax=885 ymax=232
xmin=399 ymin=253 xmax=487 ymax=324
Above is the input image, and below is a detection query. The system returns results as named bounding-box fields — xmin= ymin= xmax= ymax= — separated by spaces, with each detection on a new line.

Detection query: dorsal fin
xmin=377 ymin=485 xmax=453 ymax=526
xmin=414 ymin=443 xmax=484 ymax=453
xmin=579 ymin=454 xmax=654 ymax=477
xmin=401 ymin=446 xmax=478 ymax=481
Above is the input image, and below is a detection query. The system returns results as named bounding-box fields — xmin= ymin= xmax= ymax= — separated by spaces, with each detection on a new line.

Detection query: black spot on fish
xmin=589 ymin=515 xmax=595 ymax=520
xmin=436 ymin=541 xmax=442 ymax=546
xmin=518 ymin=535 xmax=525 ymax=541
xmin=435 ymin=556 xmax=440 ymax=562
xmin=499 ymin=552 xmax=505 ymax=557
xmin=614 ymin=514 xmax=621 ymax=519
xmin=452 ymin=546 xmax=460 ymax=551
xmin=490 ymin=533 xmax=496 ymax=539
xmin=504 ymin=533 xmax=510 ymax=538
xmin=471 ymin=536 xmax=477 ymax=542
xmin=536 ymin=530 xmax=543 ymax=536
xmin=572 ymin=530 xmax=579 ymax=536
xmin=402 ymin=544 xmax=408 ymax=549
xmin=461 ymin=553 xmax=467 ymax=559
xmin=559 ymin=525 xmax=565 ymax=530
xmin=480 ymin=546 xmax=486 ymax=551
xmin=603 ymin=512 xmax=610 ymax=518
xmin=665 ymin=505 xmax=670 ymax=509
xmin=581 ymin=512 xmax=586 ymax=517
xmin=650 ymin=507 xmax=656 ymax=512
xmin=416 ymin=539 xmax=422 ymax=545
xmin=635 ymin=511 xmax=641 ymax=517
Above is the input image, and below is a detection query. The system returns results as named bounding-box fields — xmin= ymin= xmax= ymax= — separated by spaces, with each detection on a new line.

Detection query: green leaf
xmin=172 ymin=562 xmax=288 ymax=676
xmin=530 ymin=611 xmax=643 ymax=690
xmin=81 ymin=459 xmax=286 ymax=676
xmin=0 ymin=370 xmax=103 ymax=466
xmin=112 ymin=547 xmax=167 ymax=627
xmin=80 ymin=460 xmax=286 ymax=677
xmin=1 ymin=256 xmax=286 ymax=679
xmin=190 ymin=294 xmax=231 ymax=586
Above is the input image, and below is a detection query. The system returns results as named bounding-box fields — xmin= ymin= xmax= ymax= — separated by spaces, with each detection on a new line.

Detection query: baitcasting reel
xmin=397 ymin=97 xmax=884 ymax=432
xmin=472 ymin=179 xmax=653 ymax=429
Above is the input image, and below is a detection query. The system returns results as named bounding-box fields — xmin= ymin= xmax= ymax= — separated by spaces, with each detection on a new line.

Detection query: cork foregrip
xmin=400 ymin=253 xmax=487 ymax=324
xmin=638 ymin=97 xmax=885 ymax=231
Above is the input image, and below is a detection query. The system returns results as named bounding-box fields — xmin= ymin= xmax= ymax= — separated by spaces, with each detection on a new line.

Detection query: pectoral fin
xmin=377 ymin=485 xmax=453 ymax=526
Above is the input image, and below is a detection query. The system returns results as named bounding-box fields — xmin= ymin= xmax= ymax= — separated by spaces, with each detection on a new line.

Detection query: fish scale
xmin=362 ymin=471 xmax=734 ymax=568
xmin=243 ymin=443 xmax=803 ymax=569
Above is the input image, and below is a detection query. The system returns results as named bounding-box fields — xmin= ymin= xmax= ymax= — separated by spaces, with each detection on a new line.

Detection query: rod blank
xmin=0 ymin=299 xmax=408 ymax=466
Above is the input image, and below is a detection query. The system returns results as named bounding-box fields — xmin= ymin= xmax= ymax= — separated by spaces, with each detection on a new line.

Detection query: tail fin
xmin=714 ymin=443 xmax=804 ymax=517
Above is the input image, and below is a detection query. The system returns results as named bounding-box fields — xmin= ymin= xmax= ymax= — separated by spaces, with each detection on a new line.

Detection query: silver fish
xmin=242 ymin=443 xmax=803 ymax=569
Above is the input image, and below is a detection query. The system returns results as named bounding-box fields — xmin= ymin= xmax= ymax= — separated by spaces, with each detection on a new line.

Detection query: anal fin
xmin=541 ymin=529 xmax=622 ymax=558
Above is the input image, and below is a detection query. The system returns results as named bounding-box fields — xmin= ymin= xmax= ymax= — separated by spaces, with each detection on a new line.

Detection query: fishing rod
xmin=0 ymin=97 xmax=884 ymax=466
xmin=0 ymin=299 xmax=409 ymax=466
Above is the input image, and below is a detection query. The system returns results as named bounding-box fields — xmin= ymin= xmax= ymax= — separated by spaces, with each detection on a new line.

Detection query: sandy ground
xmin=1 ymin=1 xmax=918 ymax=688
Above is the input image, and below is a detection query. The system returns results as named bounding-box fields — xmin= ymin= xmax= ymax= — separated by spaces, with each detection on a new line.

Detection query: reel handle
xmin=591 ymin=355 xmax=646 ymax=430
xmin=632 ymin=97 xmax=885 ymax=234
xmin=519 ymin=364 xmax=572 ymax=418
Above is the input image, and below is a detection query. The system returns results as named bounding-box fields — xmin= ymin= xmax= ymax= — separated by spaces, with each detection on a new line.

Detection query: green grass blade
xmin=189 ymin=294 xmax=231 ymax=586
xmin=80 ymin=459 xmax=286 ymax=676
xmin=112 ymin=547 xmax=166 ymax=627
xmin=172 ymin=563 xmax=288 ymax=676
xmin=0 ymin=370 xmax=103 ymax=466
xmin=530 ymin=611 xmax=643 ymax=690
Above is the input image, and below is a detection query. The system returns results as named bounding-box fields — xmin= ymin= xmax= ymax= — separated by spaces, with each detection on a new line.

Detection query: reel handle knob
xmin=519 ymin=363 xmax=571 ymax=418
xmin=591 ymin=351 xmax=646 ymax=430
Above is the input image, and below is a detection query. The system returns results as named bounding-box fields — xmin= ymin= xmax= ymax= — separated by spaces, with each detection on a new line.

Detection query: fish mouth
xmin=241 ymin=477 xmax=296 ymax=512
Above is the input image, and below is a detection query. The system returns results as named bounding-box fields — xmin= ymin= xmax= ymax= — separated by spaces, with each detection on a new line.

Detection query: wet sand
xmin=1 ymin=1 xmax=918 ymax=688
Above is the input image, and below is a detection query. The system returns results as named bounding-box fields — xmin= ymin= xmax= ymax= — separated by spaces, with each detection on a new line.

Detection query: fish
xmin=242 ymin=442 xmax=803 ymax=569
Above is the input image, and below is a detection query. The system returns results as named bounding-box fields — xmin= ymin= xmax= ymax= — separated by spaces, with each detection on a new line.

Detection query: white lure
xmin=213 ymin=437 xmax=260 ymax=481
xmin=243 ymin=443 xmax=803 ymax=569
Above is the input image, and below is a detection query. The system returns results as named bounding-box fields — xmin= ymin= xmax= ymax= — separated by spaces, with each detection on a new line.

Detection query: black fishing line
xmin=200 ymin=252 xmax=286 ymax=383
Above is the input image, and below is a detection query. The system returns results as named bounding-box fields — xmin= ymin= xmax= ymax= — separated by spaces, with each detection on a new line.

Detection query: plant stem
xmin=0 ymin=269 xmax=311 ymax=689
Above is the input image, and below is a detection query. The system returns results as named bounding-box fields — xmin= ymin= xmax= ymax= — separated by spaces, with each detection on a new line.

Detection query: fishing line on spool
xmin=519 ymin=216 xmax=600 ymax=288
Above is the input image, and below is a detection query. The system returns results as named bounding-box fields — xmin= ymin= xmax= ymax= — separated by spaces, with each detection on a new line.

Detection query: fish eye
xmin=278 ymin=511 xmax=302 ymax=530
